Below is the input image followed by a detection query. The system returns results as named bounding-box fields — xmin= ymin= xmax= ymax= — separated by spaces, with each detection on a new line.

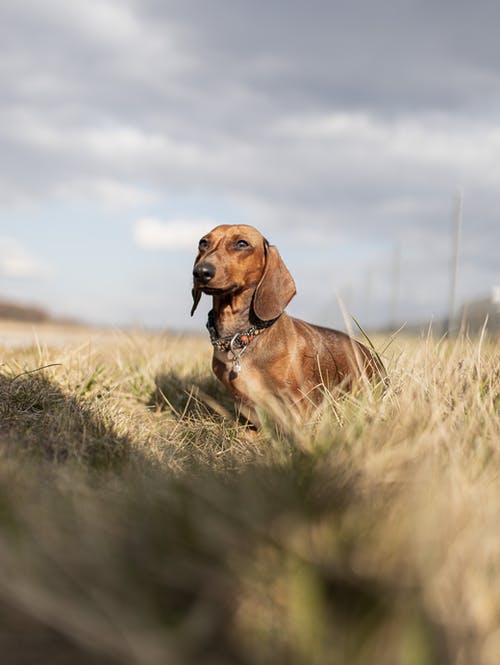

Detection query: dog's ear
xmin=191 ymin=286 xmax=202 ymax=316
xmin=253 ymin=243 xmax=296 ymax=321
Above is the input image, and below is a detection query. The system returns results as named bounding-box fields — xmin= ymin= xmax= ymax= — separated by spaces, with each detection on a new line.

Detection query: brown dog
xmin=191 ymin=224 xmax=383 ymax=424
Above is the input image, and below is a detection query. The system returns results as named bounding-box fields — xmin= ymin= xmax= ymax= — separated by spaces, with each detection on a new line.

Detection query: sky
xmin=1 ymin=0 xmax=499 ymax=331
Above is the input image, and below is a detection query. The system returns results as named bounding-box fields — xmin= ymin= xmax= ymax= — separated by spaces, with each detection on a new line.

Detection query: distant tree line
xmin=0 ymin=300 xmax=49 ymax=322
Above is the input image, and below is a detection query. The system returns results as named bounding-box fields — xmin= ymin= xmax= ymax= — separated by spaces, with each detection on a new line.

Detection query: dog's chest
xmin=212 ymin=349 xmax=262 ymax=396
xmin=213 ymin=348 xmax=244 ymax=380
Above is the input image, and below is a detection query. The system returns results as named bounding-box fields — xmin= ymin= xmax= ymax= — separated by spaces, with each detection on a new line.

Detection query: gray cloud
xmin=139 ymin=0 xmax=500 ymax=113
xmin=1 ymin=0 xmax=499 ymax=328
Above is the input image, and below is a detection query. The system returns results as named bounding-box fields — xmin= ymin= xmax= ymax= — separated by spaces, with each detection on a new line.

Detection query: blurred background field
xmin=0 ymin=322 xmax=498 ymax=664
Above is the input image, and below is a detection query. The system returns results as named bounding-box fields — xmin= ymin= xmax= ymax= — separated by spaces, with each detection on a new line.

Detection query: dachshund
xmin=191 ymin=224 xmax=384 ymax=424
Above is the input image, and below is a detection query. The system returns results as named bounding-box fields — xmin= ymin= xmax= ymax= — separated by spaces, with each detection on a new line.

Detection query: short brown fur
xmin=192 ymin=224 xmax=384 ymax=424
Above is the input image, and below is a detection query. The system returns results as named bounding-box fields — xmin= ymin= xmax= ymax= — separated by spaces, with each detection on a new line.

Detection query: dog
xmin=191 ymin=224 xmax=384 ymax=424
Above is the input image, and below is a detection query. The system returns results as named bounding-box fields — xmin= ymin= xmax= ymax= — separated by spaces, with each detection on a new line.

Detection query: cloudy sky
xmin=1 ymin=0 xmax=499 ymax=331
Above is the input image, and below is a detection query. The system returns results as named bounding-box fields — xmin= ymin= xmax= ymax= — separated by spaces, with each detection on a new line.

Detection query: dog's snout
xmin=193 ymin=262 xmax=216 ymax=284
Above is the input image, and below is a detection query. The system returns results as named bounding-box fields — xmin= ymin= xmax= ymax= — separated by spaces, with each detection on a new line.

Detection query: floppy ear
xmin=191 ymin=286 xmax=202 ymax=317
xmin=252 ymin=244 xmax=296 ymax=321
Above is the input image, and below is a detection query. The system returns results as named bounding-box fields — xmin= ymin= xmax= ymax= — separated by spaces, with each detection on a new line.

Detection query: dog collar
xmin=206 ymin=310 xmax=277 ymax=353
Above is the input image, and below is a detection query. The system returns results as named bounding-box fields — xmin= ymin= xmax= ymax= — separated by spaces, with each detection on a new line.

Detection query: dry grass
xmin=0 ymin=322 xmax=499 ymax=664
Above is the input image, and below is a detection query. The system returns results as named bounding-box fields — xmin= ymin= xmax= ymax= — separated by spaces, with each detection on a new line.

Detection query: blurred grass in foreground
xmin=0 ymin=325 xmax=499 ymax=664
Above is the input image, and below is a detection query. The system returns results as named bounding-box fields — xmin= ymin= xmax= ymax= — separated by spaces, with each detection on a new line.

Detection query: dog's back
xmin=288 ymin=316 xmax=384 ymax=389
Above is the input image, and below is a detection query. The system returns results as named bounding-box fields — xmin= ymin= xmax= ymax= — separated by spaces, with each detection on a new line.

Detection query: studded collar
xmin=206 ymin=310 xmax=278 ymax=353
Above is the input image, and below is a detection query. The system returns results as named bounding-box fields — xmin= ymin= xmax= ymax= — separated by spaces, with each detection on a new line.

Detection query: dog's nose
xmin=193 ymin=262 xmax=216 ymax=284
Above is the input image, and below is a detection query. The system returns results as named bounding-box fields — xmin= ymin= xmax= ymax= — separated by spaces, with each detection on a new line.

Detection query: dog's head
xmin=191 ymin=224 xmax=296 ymax=321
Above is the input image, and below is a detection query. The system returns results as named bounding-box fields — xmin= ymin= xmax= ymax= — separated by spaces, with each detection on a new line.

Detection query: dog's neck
xmin=211 ymin=289 xmax=255 ymax=338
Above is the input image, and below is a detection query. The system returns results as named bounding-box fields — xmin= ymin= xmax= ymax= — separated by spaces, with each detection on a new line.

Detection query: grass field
xmin=0 ymin=321 xmax=498 ymax=664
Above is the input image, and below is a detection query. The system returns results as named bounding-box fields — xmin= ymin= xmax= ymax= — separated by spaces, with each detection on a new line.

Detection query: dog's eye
xmin=198 ymin=238 xmax=209 ymax=250
xmin=234 ymin=239 xmax=250 ymax=249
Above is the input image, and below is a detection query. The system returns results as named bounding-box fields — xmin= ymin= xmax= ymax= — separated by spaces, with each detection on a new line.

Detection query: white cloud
xmin=277 ymin=111 xmax=500 ymax=188
xmin=134 ymin=217 xmax=218 ymax=250
xmin=55 ymin=178 xmax=159 ymax=211
xmin=0 ymin=239 xmax=51 ymax=278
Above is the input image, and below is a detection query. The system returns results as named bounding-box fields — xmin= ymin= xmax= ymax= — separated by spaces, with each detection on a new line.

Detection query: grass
xmin=0 ymin=324 xmax=499 ymax=664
